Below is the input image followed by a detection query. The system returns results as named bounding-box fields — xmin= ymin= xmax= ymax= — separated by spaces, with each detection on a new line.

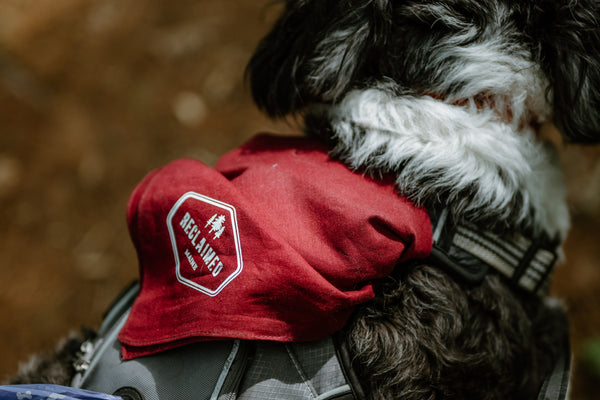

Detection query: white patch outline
xmin=166 ymin=191 xmax=243 ymax=296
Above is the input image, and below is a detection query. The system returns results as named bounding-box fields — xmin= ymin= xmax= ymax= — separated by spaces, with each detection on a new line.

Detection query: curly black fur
xmin=536 ymin=0 xmax=600 ymax=143
xmin=5 ymin=333 xmax=87 ymax=386
xmin=343 ymin=265 xmax=567 ymax=399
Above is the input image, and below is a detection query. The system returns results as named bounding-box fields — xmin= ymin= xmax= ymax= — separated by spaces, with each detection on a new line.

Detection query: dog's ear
xmin=246 ymin=0 xmax=391 ymax=117
xmin=539 ymin=0 xmax=600 ymax=143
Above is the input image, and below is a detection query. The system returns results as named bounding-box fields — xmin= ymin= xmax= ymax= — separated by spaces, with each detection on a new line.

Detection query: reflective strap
xmin=452 ymin=225 xmax=558 ymax=295
xmin=430 ymin=209 xmax=558 ymax=296
xmin=317 ymin=385 xmax=353 ymax=400
xmin=211 ymin=340 xmax=241 ymax=400
xmin=537 ymin=339 xmax=571 ymax=400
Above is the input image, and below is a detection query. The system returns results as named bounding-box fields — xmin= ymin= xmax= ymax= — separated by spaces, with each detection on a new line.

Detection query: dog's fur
xmin=6 ymin=1 xmax=600 ymax=399
xmin=246 ymin=1 xmax=599 ymax=398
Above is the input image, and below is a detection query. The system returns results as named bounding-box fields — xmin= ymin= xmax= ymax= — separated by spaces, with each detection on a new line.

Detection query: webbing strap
xmin=536 ymin=338 xmax=571 ymax=400
xmin=430 ymin=209 xmax=559 ymax=296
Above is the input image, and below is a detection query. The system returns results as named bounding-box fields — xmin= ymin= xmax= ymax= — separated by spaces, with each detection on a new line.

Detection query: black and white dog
xmin=7 ymin=1 xmax=600 ymax=399
xmin=246 ymin=0 xmax=599 ymax=398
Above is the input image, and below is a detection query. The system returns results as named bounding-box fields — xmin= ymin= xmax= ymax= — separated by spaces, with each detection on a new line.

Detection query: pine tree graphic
xmin=206 ymin=214 xmax=226 ymax=239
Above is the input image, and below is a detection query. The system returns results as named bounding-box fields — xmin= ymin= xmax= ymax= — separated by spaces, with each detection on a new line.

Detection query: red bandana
xmin=118 ymin=135 xmax=432 ymax=359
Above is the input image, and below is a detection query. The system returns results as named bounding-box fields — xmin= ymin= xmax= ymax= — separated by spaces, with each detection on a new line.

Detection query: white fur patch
xmin=313 ymin=89 xmax=569 ymax=239
xmin=409 ymin=2 xmax=552 ymax=130
xmin=430 ymin=30 xmax=552 ymax=129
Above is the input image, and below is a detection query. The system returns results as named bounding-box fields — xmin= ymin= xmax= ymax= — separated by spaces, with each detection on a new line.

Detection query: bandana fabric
xmin=119 ymin=135 xmax=432 ymax=359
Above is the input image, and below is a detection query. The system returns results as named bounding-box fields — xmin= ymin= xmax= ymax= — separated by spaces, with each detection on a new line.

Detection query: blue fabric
xmin=0 ymin=385 xmax=121 ymax=400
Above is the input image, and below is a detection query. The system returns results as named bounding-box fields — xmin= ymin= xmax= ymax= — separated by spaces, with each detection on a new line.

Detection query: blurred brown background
xmin=0 ymin=0 xmax=599 ymax=397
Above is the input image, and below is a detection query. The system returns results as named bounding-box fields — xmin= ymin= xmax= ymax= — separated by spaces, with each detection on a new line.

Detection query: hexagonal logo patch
xmin=166 ymin=191 xmax=243 ymax=296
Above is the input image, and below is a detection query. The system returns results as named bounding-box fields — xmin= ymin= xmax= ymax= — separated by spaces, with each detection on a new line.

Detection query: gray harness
xmin=71 ymin=282 xmax=364 ymax=400
xmin=71 ymin=210 xmax=572 ymax=400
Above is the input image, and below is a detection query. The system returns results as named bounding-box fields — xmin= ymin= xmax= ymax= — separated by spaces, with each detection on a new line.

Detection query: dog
xmin=6 ymin=1 xmax=600 ymax=399
xmin=245 ymin=1 xmax=599 ymax=397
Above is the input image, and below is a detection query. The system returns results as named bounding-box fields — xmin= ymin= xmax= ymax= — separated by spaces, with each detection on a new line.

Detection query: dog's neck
xmin=307 ymin=88 xmax=570 ymax=242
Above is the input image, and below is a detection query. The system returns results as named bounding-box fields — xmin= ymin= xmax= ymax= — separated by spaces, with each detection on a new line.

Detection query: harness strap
xmin=333 ymin=334 xmax=367 ymax=400
xmin=537 ymin=337 xmax=572 ymax=400
xmin=430 ymin=208 xmax=559 ymax=296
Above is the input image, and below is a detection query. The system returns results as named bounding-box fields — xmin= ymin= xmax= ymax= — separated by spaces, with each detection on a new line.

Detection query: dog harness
xmin=67 ymin=134 xmax=569 ymax=400
xmin=72 ymin=281 xmax=366 ymax=400
xmin=69 ymin=281 xmax=570 ymax=400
